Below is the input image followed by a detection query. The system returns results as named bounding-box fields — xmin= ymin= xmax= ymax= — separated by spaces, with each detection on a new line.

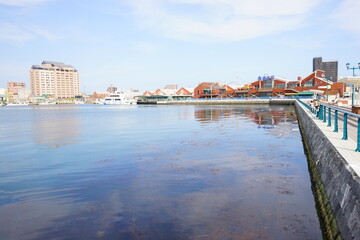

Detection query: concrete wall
xmin=295 ymin=102 xmax=360 ymax=240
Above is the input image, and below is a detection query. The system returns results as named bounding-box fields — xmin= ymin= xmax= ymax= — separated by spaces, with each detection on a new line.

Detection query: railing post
xmin=327 ymin=108 xmax=331 ymax=127
xmin=319 ymin=105 xmax=323 ymax=120
xmin=334 ymin=110 xmax=338 ymax=132
xmin=356 ymin=118 xmax=360 ymax=152
xmin=323 ymin=106 xmax=326 ymax=123
xmin=342 ymin=113 xmax=348 ymax=140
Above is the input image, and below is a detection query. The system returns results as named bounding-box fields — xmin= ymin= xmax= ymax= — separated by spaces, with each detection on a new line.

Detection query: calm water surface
xmin=0 ymin=104 xmax=322 ymax=240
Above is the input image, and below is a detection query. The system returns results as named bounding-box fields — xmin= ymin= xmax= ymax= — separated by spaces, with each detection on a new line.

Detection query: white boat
xmin=38 ymin=101 xmax=56 ymax=105
xmin=103 ymin=92 xmax=136 ymax=105
xmin=5 ymin=102 xmax=29 ymax=106
xmin=104 ymin=94 xmax=123 ymax=105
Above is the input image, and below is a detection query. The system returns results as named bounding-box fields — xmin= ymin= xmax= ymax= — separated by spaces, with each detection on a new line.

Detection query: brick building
xmin=194 ymin=82 xmax=235 ymax=99
xmin=235 ymin=70 xmax=345 ymax=98
xmin=91 ymin=91 xmax=109 ymax=99
xmin=7 ymin=82 xmax=26 ymax=95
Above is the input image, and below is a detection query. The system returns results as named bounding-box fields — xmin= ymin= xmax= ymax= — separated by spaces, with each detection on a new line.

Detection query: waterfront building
xmin=116 ymin=89 xmax=140 ymax=99
xmin=91 ymin=91 xmax=110 ymax=99
xmin=173 ymin=87 xmax=194 ymax=100
xmin=164 ymin=84 xmax=178 ymax=90
xmin=236 ymin=76 xmax=297 ymax=97
xmin=140 ymin=86 xmax=194 ymax=101
xmin=143 ymin=91 xmax=153 ymax=96
xmin=7 ymin=82 xmax=26 ymax=95
xmin=176 ymin=87 xmax=193 ymax=96
xmin=30 ymin=61 xmax=80 ymax=98
xmin=15 ymin=88 xmax=32 ymax=100
xmin=153 ymin=88 xmax=178 ymax=96
xmin=313 ymin=57 xmax=338 ymax=82
xmin=235 ymin=71 xmax=345 ymax=98
xmin=194 ymin=82 xmax=235 ymax=99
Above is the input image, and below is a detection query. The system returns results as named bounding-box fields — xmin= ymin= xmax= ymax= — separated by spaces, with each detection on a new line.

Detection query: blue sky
xmin=0 ymin=0 xmax=360 ymax=93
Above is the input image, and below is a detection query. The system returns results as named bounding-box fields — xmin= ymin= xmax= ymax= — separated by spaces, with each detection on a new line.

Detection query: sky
xmin=0 ymin=0 xmax=360 ymax=93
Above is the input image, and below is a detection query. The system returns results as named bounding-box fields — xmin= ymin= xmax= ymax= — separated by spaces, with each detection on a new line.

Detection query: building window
xmin=304 ymin=79 xmax=314 ymax=87
xmin=288 ymin=83 xmax=298 ymax=89
xmin=263 ymin=80 xmax=272 ymax=88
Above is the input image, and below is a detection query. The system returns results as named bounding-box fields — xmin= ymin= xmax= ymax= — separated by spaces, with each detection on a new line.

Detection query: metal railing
xmin=297 ymin=99 xmax=360 ymax=152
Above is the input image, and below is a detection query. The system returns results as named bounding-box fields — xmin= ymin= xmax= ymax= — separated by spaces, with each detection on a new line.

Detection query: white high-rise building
xmin=30 ymin=61 xmax=80 ymax=98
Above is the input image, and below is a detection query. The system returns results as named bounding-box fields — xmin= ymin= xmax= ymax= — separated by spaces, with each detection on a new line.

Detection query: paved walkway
xmin=298 ymin=102 xmax=360 ymax=176
xmin=320 ymin=103 xmax=359 ymax=142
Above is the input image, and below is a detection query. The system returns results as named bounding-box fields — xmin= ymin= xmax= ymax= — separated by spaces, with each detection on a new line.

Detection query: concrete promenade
xmin=296 ymin=101 xmax=360 ymax=240
xmin=321 ymin=103 xmax=359 ymax=142
xmin=298 ymin=101 xmax=360 ymax=176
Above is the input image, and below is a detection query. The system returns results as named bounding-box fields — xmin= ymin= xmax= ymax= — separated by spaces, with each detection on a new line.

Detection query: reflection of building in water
xmin=194 ymin=106 xmax=236 ymax=122
xmin=247 ymin=107 xmax=296 ymax=126
xmin=31 ymin=109 xmax=80 ymax=146
xmin=194 ymin=106 xmax=296 ymax=127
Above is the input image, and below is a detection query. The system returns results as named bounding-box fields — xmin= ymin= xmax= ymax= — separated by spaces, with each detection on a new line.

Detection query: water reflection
xmin=30 ymin=107 xmax=80 ymax=147
xmin=194 ymin=105 xmax=297 ymax=126
xmin=0 ymin=105 xmax=321 ymax=240
xmin=194 ymin=105 xmax=299 ymax=139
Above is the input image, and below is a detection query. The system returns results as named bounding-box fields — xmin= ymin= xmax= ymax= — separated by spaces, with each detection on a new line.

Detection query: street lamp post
xmin=346 ymin=62 xmax=360 ymax=106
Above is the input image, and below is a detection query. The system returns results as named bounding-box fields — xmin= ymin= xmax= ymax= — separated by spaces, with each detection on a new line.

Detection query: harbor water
xmin=0 ymin=104 xmax=322 ymax=239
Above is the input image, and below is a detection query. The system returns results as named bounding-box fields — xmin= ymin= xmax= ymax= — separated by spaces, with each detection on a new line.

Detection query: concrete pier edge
xmin=156 ymin=99 xmax=295 ymax=105
xmin=295 ymin=101 xmax=360 ymax=240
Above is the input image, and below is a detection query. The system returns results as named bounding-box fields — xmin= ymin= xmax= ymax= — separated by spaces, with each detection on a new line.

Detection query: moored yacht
xmin=103 ymin=92 xmax=136 ymax=105
xmin=104 ymin=94 xmax=123 ymax=105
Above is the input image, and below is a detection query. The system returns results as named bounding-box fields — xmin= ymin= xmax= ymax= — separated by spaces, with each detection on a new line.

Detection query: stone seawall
xmin=157 ymin=99 xmax=295 ymax=105
xmin=295 ymin=102 xmax=360 ymax=240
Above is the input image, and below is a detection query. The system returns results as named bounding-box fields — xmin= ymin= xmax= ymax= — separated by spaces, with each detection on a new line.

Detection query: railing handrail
xmin=182 ymin=96 xmax=311 ymax=101
xmin=320 ymin=103 xmax=360 ymax=119
xmin=297 ymin=99 xmax=360 ymax=152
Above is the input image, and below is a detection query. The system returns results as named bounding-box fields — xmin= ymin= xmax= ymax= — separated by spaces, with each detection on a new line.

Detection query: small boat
xmin=38 ymin=101 xmax=56 ymax=105
xmin=5 ymin=102 xmax=29 ymax=106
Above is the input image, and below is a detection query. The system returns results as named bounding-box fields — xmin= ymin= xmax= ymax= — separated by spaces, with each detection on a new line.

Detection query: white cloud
xmin=0 ymin=22 xmax=60 ymax=43
xmin=128 ymin=0 xmax=323 ymax=42
xmin=0 ymin=0 xmax=50 ymax=7
xmin=0 ymin=22 xmax=35 ymax=42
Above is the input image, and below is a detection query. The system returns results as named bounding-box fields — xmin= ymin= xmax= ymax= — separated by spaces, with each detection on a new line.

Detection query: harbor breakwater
xmin=295 ymin=102 xmax=360 ymax=240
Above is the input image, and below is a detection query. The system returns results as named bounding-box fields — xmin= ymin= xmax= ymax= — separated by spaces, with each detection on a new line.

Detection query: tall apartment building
xmin=30 ymin=61 xmax=80 ymax=98
xmin=313 ymin=57 xmax=338 ymax=82
xmin=7 ymin=82 xmax=26 ymax=95
xmin=107 ymin=85 xmax=117 ymax=94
